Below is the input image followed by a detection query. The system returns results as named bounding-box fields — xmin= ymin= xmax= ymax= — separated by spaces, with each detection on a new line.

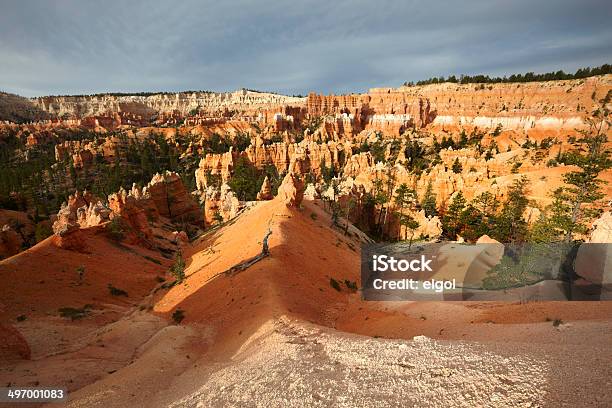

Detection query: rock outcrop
xmin=574 ymin=211 xmax=612 ymax=285
xmin=195 ymin=150 xmax=235 ymax=189
xmin=202 ymin=183 xmax=241 ymax=226
xmin=52 ymin=191 xmax=103 ymax=236
xmin=303 ymin=183 xmax=319 ymax=200
xmin=32 ymin=89 xmax=306 ymax=121
xmin=257 ymin=176 xmax=273 ymax=200
xmin=0 ymin=91 xmax=51 ymax=123
xmin=589 ymin=211 xmax=612 ymax=243
xmin=306 ymin=76 xmax=612 ymax=139
xmin=107 ymin=186 xmax=155 ymax=241
xmin=278 ymin=172 xmax=304 ymax=208
xmin=147 ymin=172 xmax=202 ymax=224
xmin=51 ymin=173 xmax=202 ymax=249
xmin=0 ymin=225 xmax=23 ymax=259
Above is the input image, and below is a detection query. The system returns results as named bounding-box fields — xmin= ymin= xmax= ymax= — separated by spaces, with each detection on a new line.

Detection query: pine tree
xmin=546 ymin=91 xmax=611 ymax=242
xmin=400 ymin=215 xmax=420 ymax=248
xmin=394 ymin=183 xmax=417 ymax=241
xmin=442 ymin=191 xmax=467 ymax=240
xmin=421 ymin=181 xmax=437 ymax=217
xmin=451 ymin=157 xmax=463 ymax=174
xmin=493 ymin=177 xmax=529 ymax=243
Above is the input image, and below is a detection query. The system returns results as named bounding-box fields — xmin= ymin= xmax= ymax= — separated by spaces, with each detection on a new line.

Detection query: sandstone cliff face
xmin=51 ymin=173 xmax=202 ymax=249
xmin=107 ymin=185 xmax=158 ymax=241
xmin=195 ymin=150 xmax=235 ymax=190
xmin=0 ymin=92 xmax=51 ymax=123
xmin=0 ymin=225 xmax=23 ymax=258
xmin=201 ymin=183 xmax=241 ymax=226
xmin=32 ymin=90 xmax=306 ymax=120
xmin=589 ymin=211 xmax=612 ymax=243
xmin=52 ymin=191 xmax=102 ymax=236
xmin=194 ymin=139 xmax=353 ymax=191
xmin=146 ymin=172 xmax=202 ymax=224
xmin=51 ymin=191 xmax=107 ymax=250
xmin=387 ymin=209 xmax=442 ymax=240
xmin=257 ymin=176 xmax=273 ymax=200
xmin=306 ymin=75 xmax=612 ymax=137
xmin=278 ymin=172 xmax=304 ymax=207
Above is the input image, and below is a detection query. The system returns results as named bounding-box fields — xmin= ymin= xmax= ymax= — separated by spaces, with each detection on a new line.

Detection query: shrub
xmin=344 ymin=280 xmax=358 ymax=291
xmin=108 ymin=284 xmax=128 ymax=297
xmin=170 ymin=252 xmax=186 ymax=283
xmin=227 ymin=157 xmax=261 ymax=201
xmin=59 ymin=305 xmax=92 ymax=320
xmin=76 ymin=265 xmax=85 ymax=281
xmin=34 ymin=223 xmax=53 ymax=243
xmin=108 ymin=217 xmax=125 ymax=241
xmin=172 ymin=309 xmax=185 ymax=324
xmin=451 ymin=158 xmax=463 ymax=174
xmin=329 ymin=278 xmax=341 ymax=292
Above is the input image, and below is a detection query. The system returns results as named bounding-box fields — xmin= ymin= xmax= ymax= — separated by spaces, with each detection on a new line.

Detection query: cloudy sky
xmin=1 ymin=0 xmax=610 ymax=97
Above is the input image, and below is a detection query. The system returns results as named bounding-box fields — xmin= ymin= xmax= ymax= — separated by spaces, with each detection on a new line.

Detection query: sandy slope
xmin=0 ymin=225 xmax=172 ymax=393
xmin=166 ymin=318 xmax=610 ymax=408
xmin=63 ymin=316 xmax=611 ymax=408
xmin=0 ymin=196 xmax=610 ymax=407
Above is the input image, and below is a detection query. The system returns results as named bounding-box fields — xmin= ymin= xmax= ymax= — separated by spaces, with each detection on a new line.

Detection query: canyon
xmin=0 ymin=74 xmax=610 ymax=407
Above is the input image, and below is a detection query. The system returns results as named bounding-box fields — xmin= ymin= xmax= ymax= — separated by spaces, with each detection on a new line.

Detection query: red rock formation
xmin=195 ymin=149 xmax=235 ymax=189
xmin=49 ymin=174 xmax=202 ymax=250
xmin=278 ymin=171 xmax=304 ymax=208
xmin=52 ymin=191 xmax=100 ymax=235
xmin=146 ymin=172 xmax=202 ymax=224
xmin=343 ymin=152 xmax=374 ymax=177
xmin=0 ymin=322 xmax=31 ymax=361
xmin=257 ymin=176 xmax=273 ymax=200
xmin=0 ymin=225 xmax=23 ymax=259
xmin=107 ymin=186 xmax=156 ymax=242
xmin=306 ymin=76 xmax=611 ymax=137
xmin=195 ymin=139 xmax=354 ymax=188
xmin=202 ymin=184 xmax=241 ymax=226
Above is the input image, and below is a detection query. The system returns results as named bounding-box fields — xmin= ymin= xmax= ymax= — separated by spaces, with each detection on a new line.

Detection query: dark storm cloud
xmin=0 ymin=0 xmax=610 ymax=96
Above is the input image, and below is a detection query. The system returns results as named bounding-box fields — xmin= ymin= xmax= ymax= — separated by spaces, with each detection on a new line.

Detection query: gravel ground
xmin=170 ymin=318 xmax=550 ymax=408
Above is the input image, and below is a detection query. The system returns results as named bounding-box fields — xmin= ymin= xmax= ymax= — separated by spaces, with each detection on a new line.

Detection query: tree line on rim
xmin=403 ymin=64 xmax=611 ymax=86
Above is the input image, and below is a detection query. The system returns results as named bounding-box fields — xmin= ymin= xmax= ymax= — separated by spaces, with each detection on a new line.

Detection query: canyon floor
xmin=1 ymin=197 xmax=610 ymax=407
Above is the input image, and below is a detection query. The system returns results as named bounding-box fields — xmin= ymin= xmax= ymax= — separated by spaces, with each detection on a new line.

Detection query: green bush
xmin=76 ymin=265 xmax=85 ymax=281
xmin=34 ymin=223 xmax=53 ymax=243
xmin=59 ymin=305 xmax=92 ymax=320
xmin=108 ymin=217 xmax=125 ymax=241
xmin=329 ymin=278 xmax=341 ymax=292
xmin=170 ymin=252 xmax=186 ymax=283
xmin=344 ymin=280 xmax=358 ymax=291
xmin=108 ymin=284 xmax=128 ymax=297
xmin=172 ymin=309 xmax=185 ymax=324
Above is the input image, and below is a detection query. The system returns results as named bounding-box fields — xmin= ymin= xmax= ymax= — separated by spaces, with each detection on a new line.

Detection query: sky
xmin=0 ymin=0 xmax=611 ymax=97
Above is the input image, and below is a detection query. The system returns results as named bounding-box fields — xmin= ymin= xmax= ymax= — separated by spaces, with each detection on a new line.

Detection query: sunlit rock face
xmin=31 ymin=90 xmax=306 ymax=120
xmin=306 ymin=76 xmax=611 ymax=137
